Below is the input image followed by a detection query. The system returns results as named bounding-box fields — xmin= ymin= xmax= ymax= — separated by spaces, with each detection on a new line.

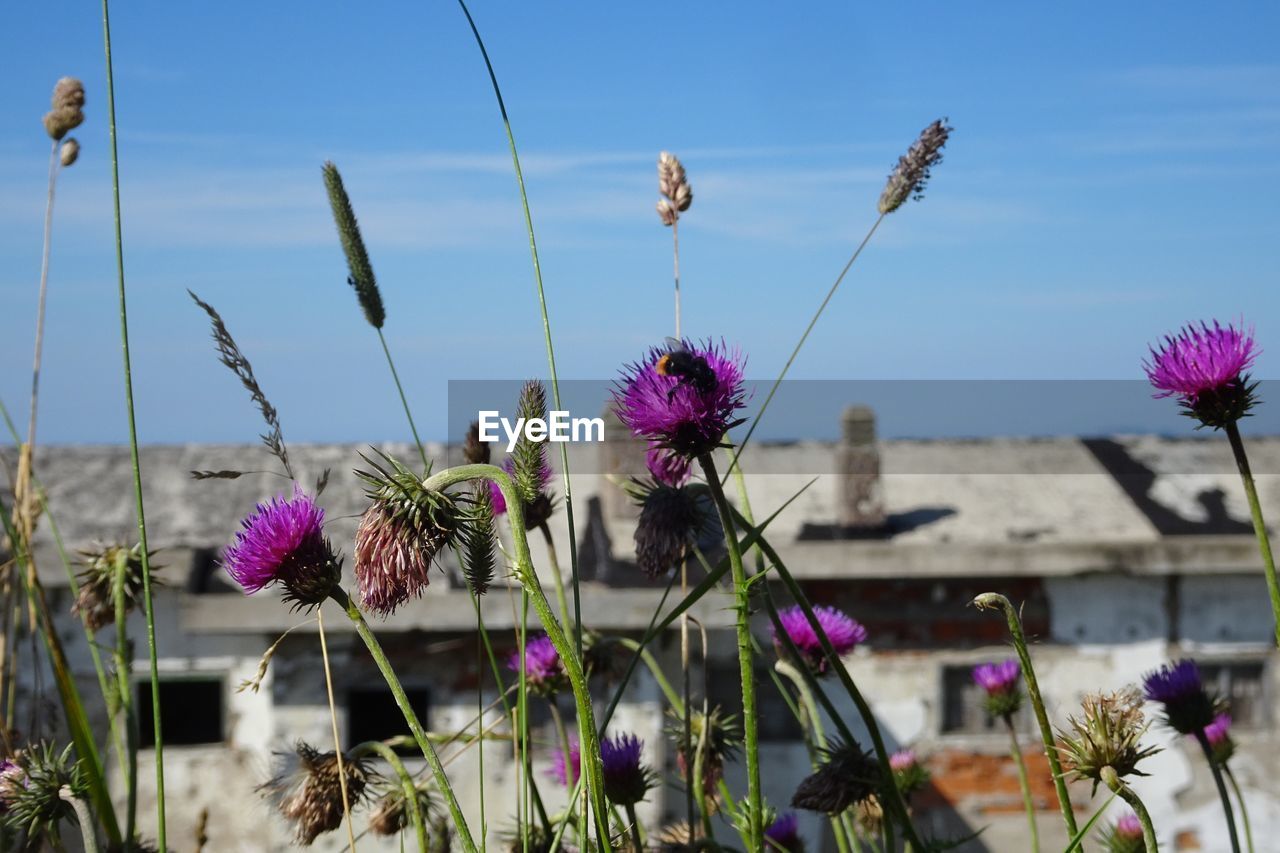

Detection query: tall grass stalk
xmin=101 ymin=2 xmax=165 ymax=845
xmin=317 ymin=610 xmax=357 ymax=852
xmin=1224 ymin=765 xmax=1255 ymax=853
xmin=379 ymin=330 xmax=430 ymax=470
xmin=454 ymin=0 xmax=583 ymax=657
xmin=1006 ymin=719 xmax=1040 ymax=853
xmin=112 ymin=551 xmax=138 ymax=841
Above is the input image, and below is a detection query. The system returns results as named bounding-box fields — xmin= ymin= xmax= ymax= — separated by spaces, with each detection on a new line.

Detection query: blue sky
xmin=1 ymin=2 xmax=1278 ymax=444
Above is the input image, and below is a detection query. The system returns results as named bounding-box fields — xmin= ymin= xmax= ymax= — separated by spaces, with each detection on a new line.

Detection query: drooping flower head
xmin=764 ymin=812 xmax=804 ymax=853
xmin=74 ymin=543 xmax=163 ymax=631
xmin=508 ymin=634 xmax=568 ymax=696
xmin=647 ymin=442 xmax=692 ymax=487
xmin=600 ymin=733 xmax=656 ymax=806
xmin=354 ymin=452 xmax=462 ymax=616
xmin=1058 ymin=688 xmax=1159 ymax=794
xmin=634 ymin=482 xmax=708 ymax=578
xmin=547 ymin=738 xmax=580 ymax=788
xmin=972 ymin=659 xmax=1024 ymax=721
xmin=260 ymin=741 xmax=371 ymax=846
xmin=614 ymin=339 xmax=747 ymax=458
xmin=223 ymin=487 xmax=339 ymax=609
xmin=791 ymin=738 xmax=881 ymax=815
xmin=774 ymin=605 xmax=868 ymax=676
xmin=1101 ymin=812 xmax=1145 ymax=853
xmin=1143 ymin=659 xmax=1217 ymax=735
xmin=889 ymin=749 xmax=930 ymax=798
xmin=1143 ymin=320 xmax=1259 ymax=429
xmin=1194 ymin=712 xmax=1235 ymax=766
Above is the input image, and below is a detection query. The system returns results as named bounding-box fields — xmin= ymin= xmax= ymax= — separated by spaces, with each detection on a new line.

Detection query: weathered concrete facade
xmin=6 ymin=421 xmax=1280 ymax=851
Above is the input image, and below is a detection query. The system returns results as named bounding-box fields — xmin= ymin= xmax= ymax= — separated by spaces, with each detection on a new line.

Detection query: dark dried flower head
xmin=1143 ymin=659 xmax=1217 ymax=735
xmin=260 ymin=741 xmax=371 ymax=846
xmin=657 ymin=151 xmax=693 ymax=224
xmin=635 ymin=483 xmax=706 ymax=578
xmin=73 ymin=543 xmax=162 ymax=631
xmin=59 ymin=138 xmax=79 ymax=167
xmin=1058 ymin=688 xmax=1159 ymax=793
xmin=600 ymin=733 xmax=656 ymax=806
xmin=354 ymin=452 xmax=461 ymax=616
xmin=463 ymin=420 xmax=491 ymax=465
xmin=368 ymin=783 xmax=436 ymax=837
xmin=773 ymin=605 xmax=867 ymax=676
xmin=508 ymin=634 xmax=568 ymax=697
xmin=764 ymin=812 xmax=805 ymax=852
xmin=972 ymin=659 xmax=1024 ymax=720
xmin=1 ymin=743 xmax=85 ymax=837
xmin=1144 ymin=320 xmax=1259 ymax=429
xmin=878 ymin=119 xmax=951 ymax=214
xmin=791 ymin=739 xmax=880 ymax=815
xmin=322 ymin=161 xmax=385 ymax=329
xmin=223 ymin=488 xmax=340 ymax=609
xmin=43 ymin=77 xmax=85 ymax=140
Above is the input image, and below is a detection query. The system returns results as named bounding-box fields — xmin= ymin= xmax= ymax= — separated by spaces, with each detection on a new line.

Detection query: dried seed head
xmin=878 ymin=119 xmax=951 ymax=215
xmin=657 ymin=151 xmax=693 ymax=225
xmin=43 ymin=78 xmax=85 ymax=141
xmin=1058 ymin=688 xmax=1159 ymax=794
xmin=59 ymin=138 xmax=79 ymax=167
xmin=367 ymin=784 xmax=436 ymax=837
xmin=73 ymin=543 xmax=163 ymax=632
xmin=656 ymin=199 xmax=678 ymax=227
xmin=791 ymin=739 xmax=881 ymax=814
xmin=322 ymin=161 xmax=386 ymax=329
xmin=463 ymin=420 xmax=490 ymax=465
xmin=260 ymin=741 xmax=371 ymax=846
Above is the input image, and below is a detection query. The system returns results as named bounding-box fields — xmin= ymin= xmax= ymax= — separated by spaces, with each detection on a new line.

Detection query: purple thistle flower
xmin=507 ymin=634 xmax=568 ymax=696
xmin=889 ymin=750 xmax=917 ymax=773
xmin=614 ymin=339 xmax=748 ymax=458
xmin=223 ymin=487 xmax=338 ymax=608
xmin=646 ymin=442 xmax=692 ymax=488
xmin=764 ymin=812 xmax=804 ymax=852
xmin=547 ymin=738 xmax=580 ymax=787
xmin=600 ymin=733 xmax=655 ymax=806
xmin=774 ymin=605 xmax=867 ymax=676
xmin=973 ymin=659 xmax=1024 ymax=720
xmin=1115 ymin=813 xmax=1143 ymax=838
xmin=1203 ymin=712 xmax=1231 ymax=746
xmin=1143 ymin=659 xmax=1217 ymax=735
xmin=0 ymin=759 xmax=25 ymax=812
xmin=1144 ymin=320 xmax=1259 ymax=428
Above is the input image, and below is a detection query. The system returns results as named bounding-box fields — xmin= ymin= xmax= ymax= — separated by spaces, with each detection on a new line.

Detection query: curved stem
xmin=973 ymin=593 xmax=1077 ymax=838
xmin=539 ymin=523 xmax=572 ymax=633
xmin=695 ymin=453 xmax=761 ymax=849
xmin=1005 ymin=718 xmax=1040 ymax=853
xmin=377 ymin=329 xmax=430 ymax=471
xmin=59 ymin=787 xmax=100 ymax=853
xmin=352 ymin=740 xmax=428 ymax=853
xmin=1100 ymin=767 xmax=1158 ymax=852
xmin=317 ymin=610 xmax=356 ymax=852
xmin=1224 ymin=423 xmax=1280 ymax=647
xmin=112 ymin=552 xmax=137 ymax=842
xmin=330 ymin=588 xmax=477 ymax=853
xmin=672 ymin=218 xmax=681 ymax=339
xmin=101 ymin=3 xmax=163 ymax=846
xmin=1195 ymin=730 xmax=1241 ymax=853
xmin=1223 ymin=765 xmax=1255 ymax=853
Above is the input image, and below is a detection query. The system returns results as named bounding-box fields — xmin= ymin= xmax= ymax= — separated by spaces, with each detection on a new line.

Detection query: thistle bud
xmin=59 ymin=138 xmax=79 ymax=167
xmin=1 ymin=743 xmax=86 ymax=837
xmin=600 ymin=733 xmax=656 ymax=806
xmin=878 ymin=119 xmax=951 ymax=215
xmin=74 ymin=543 xmax=162 ymax=631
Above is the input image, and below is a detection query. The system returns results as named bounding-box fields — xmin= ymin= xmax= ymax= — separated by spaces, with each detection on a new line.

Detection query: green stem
xmin=112 ymin=552 xmax=137 ymax=843
xmin=615 ymin=638 xmax=683 ymax=710
xmin=330 ymin=588 xmax=477 ymax=853
xmin=454 ymin=0 xmax=582 ymax=660
xmin=59 ymin=788 xmax=100 ymax=853
xmin=422 ymin=464 xmax=612 ymax=850
xmin=352 ymin=740 xmax=428 ymax=853
xmin=695 ymin=453 xmax=761 ymax=849
xmin=624 ymin=802 xmax=643 ymax=853
xmin=1224 ymin=765 xmax=1255 ymax=853
xmin=548 ymin=698 xmax=575 ymax=796
xmin=1195 ymin=731 xmax=1241 ymax=853
xmin=378 ymin=328 xmax=430 ymax=471
xmin=101 ymin=2 xmax=164 ymax=846
xmin=973 ymin=593 xmax=1077 ymax=839
xmin=1006 ymin=718 xmax=1040 ymax=853
xmin=1100 ymin=767 xmax=1158 ymax=852
xmin=539 ymin=523 xmax=572 ymax=634
xmin=1224 ymin=422 xmax=1280 ymax=647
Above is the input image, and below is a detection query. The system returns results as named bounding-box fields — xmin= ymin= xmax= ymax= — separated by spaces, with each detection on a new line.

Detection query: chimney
xmin=837 ymin=405 xmax=885 ymax=530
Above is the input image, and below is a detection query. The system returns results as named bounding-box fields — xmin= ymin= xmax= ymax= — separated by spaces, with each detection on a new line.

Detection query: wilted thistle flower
xmin=614 ymin=339 xmax=748 ymax=458
xmin=1058 ymin=688 xmax=1159 ymax=794
xmin=223 ymin=488 xmax=340 ymax=610
xmin=634 ymin=482 xmax=706 ymax=578
xmin=647 ymin=442 xmax=691 ymax=487
xmin=972 ymin=659 xmax=1024 ymax=721
xmin=73 ymin=543 xmax=161 ymax=631
xmin=0 ymin=743 xmax=85 ymax=837
xmin=367 ymin=783 xmax=436 ymax=837
xmin=43 ymin=77 xmax=85 ymax=141
xmin=878 ymin=118 xmax=951 ymax=214
xmin=764 ymin=812 xmax=805 ymax=853
xmin=791 ymin=738 xmax=881 ymax=815
xmin=600 ymin=733 xmax=656 ymax=806
xmin=773 ymin=605 xmax=867 ymax=676
xmin=1197 ymin=712 xmax=1236 ymax=765
xmin=1101 ymin=812 xmax=1145 ymax=853
xmin=354 ymin=452 xmax=462 ymax=616
xmin=889 ymin=749 xmax=930 ymax=798
xmin=260 ymin=741 xmax=371 ymax=846
xmin=463 ymin=420 xmax=490 ymax=465
xmin=1142 ymin=658 xmax=1217 ymax=735
xmin=322 ymin=161 xmax=385 ymax=329
xmin=670 ymin=705 xmax=742 ymax=797
xmin=547 ymin=738 xmax=581 ymax=787
xmin=1143 ymin=320 xmax=1259 ymax=429
xmin=59 ymin=138 xmax=79 ymax=167
xmin=508 ymin=634 xmax=568 ymax=697
xmin=657 ymin=151 xmax=693 ymax=226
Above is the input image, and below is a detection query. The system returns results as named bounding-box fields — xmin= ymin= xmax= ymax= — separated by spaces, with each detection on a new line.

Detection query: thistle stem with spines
xmin=1223 ymin=422 xmax=1280 ymax=647
xmin=101 ymin=2 xmax=165 ymax=845
xmin=1195 ymin=730 xmax=1241 ymax=853
xmin=1005 ymin=717 xmax=1040 ymax=853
